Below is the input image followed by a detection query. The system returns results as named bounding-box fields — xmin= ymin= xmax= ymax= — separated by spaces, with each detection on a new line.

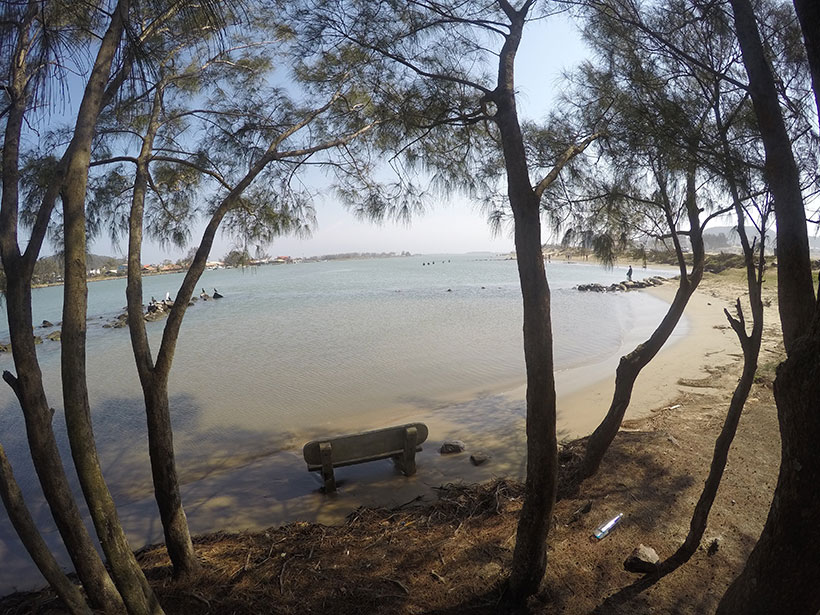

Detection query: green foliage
xmin=222 ymin=247 xmax=251 ymax=268
xmin=542 ymin=0 xmax=815 ymax=258
xmin=283 ymin=1 xmax=531 ymax=222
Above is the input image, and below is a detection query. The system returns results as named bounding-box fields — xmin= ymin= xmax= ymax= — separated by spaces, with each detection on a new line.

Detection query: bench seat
xmin=303 ymin=422 xmax=428 ymax=492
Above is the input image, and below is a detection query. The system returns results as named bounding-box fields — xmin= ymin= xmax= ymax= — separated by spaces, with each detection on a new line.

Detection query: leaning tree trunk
xmin=658 ymin=119 xmax=768 ymax=576
xmin=125 ymin=83 xmax=199 ymax=579
xmin=659 ymin=297 xmax=762 ymax=576
xmin=0 ymin=280 xmax=123 ymax=615
xmin=0 ymin=445 xmax=91 ymax=615
xmin=59 ymin=1 xmax=162 ymax=613
xmin=581 ymin=163 xmax=705 ymax=479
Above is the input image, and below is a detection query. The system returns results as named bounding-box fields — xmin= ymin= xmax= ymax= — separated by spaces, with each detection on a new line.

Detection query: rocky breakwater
xmin=104 ymin=296 xmax=205 ymax=328
xmin=0 ymin=295 xmax=219 ymax=351
xmin=0 ymin=320 xmax=60 ymax=352
xmin=576 ymin=276 xmax=670 ymax=293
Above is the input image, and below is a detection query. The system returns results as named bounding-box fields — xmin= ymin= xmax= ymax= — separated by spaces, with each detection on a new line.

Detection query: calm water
xmin=0 ymin=254 xmax=672 ymax=592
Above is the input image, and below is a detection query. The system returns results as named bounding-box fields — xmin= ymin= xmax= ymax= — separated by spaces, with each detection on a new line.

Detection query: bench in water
xmin=302 ymin=422 xmax=429 ymax=492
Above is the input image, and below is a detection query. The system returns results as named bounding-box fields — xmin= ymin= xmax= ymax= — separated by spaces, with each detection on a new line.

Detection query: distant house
xmin=117 ymin=264 xmax=128 ymax=274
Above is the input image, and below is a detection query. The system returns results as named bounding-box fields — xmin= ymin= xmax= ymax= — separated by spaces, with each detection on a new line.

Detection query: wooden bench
xmin=302 ymin=422 xmax=429 ymax=492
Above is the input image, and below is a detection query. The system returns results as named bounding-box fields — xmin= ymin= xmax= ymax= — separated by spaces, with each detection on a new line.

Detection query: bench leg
xmin=401 ymin=426 xmax=418 ymax=476
xmin=320 ymin=442 xmax=336 ymax=492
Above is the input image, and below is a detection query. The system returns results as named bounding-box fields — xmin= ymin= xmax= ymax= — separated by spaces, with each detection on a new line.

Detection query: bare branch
xmin=534 ymin=132 xmax=602 ymax=200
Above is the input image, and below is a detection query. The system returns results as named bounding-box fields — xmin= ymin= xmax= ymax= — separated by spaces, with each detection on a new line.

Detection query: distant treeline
xmin=303 ymin=251 xmax=412 ymax=261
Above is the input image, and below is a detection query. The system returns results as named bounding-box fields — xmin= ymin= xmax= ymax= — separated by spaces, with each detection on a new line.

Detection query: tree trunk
xmin=660 ymin=296 xmax=762 ymax=574
xmin=0 ymin=8 xmax=124 ymax=612
xmin=493 ymin=4 xmax=558 ymax=604
xmin=506 ymin=193 xmax=558 ymax=602
xmin=58 ymin=1 xmax=163 ymax=613
xmin=581 ymin=165 xmax=705 ymax=479
xmin=125 ymin=84 xmax=199 ymax=579
xmin=716 ymin=0 xmax=820 ymax=610
xmin=143 ymin=378 xmax=199 ymax=577
xmin=660 ymin=114 xmax=768 ymax=576
xmin=716 ymin=307 xmax=820 ymax=614
xmin=728 ymin=0 xmax=815 ymax=352
xmin=792 ymin=0 xmax=820 ymax=123
xmin=0 ymin=444 xmax=91 ymax=615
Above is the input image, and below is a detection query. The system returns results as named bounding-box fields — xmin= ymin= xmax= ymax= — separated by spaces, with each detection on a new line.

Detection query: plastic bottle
xmin=593 ymin=512 xmax=624 ymax=539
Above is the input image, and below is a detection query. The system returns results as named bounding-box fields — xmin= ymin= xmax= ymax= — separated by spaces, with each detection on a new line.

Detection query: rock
xmin=0 ymin=343 xmax=10 ymax=352
xmin=45 ymin=330 xmax=61 ymax=342
xmin=624 ymin=544 xmax=660 ymax=574
xmin=440 ymin=440 xmax=466 ymax=454
xmin=33 ymin=335 xmax=43 ymax=344
xmin=470 ymin=452 xmax=490 ymax=466
xmin=144 ymin=310 xmax=168 ymax=322
xmin=42 ymin=320 xmax=54 ymax=328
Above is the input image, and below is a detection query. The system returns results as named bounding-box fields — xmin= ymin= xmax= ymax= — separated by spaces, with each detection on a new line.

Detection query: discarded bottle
xmin=593 ymin=513 xmax=624 ymax=540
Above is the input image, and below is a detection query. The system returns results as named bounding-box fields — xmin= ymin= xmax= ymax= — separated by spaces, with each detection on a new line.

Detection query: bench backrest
xmin=303 ymin=422 xmax=429 ymax=469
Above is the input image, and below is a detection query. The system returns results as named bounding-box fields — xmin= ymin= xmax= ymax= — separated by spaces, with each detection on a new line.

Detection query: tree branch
xmin=534 ymin=132 xmax=602 ymax=200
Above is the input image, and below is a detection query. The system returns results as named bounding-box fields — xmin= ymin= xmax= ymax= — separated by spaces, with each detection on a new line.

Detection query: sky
xmin=41 ymin=12 xmax=591 ymax=263
xmin=224 ymin=15 xmax=589 ymax=262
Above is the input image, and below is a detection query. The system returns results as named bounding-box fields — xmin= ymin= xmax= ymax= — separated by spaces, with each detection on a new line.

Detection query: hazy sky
xmin=79 ymin=13 xmax=590 ymax=262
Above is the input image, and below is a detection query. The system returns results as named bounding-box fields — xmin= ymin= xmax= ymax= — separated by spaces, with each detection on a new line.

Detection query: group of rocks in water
xmin=139 ymin=288 xmax=223 ymax=322
xmin=439 ymin=439 xmax=491 ymax=467
xmin=0 ymin=290 xmax=226 ymax=350
xmin=0 ymin=320 xmax=61 ymax=352
xmin=118 ymin=288 xmax=224 ymax=326
xmin=576 ymin=275 xmax=669 ymax=293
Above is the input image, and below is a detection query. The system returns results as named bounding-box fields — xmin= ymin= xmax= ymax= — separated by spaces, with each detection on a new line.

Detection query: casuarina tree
xmin=290 ymin=0 xmax=605 ymax=602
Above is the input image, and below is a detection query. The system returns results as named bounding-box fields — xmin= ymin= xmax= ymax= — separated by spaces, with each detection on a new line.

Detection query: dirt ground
xmin=0 ymin=270 xmax=785 ymax=614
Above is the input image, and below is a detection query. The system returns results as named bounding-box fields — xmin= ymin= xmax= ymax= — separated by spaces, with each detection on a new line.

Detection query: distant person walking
xmin=627 ymin=265 xmax=633 ymax=281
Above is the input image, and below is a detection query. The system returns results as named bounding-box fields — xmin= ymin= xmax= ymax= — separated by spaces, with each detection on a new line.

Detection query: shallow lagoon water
xmin=0 ymin=254 xmax=674 ymax=592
